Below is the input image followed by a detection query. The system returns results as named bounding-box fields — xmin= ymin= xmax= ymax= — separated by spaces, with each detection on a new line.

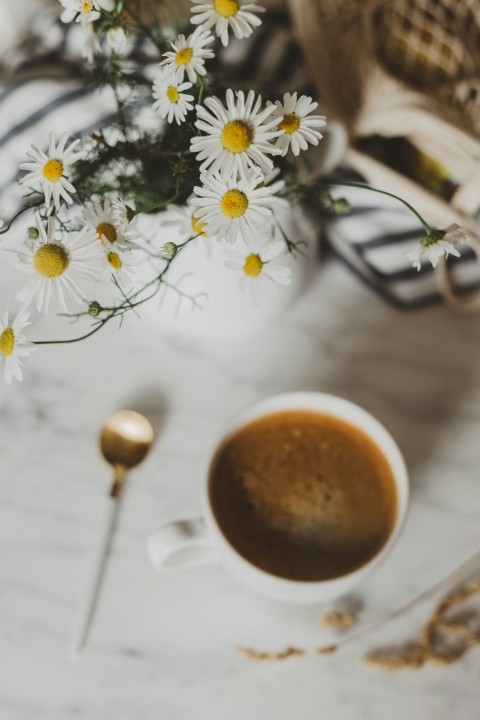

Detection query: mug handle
xmin=147 ymin=518 xmax=219 ymax=570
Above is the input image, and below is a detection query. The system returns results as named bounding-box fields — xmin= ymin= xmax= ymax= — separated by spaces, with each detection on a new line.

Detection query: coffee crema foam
xmin=209 ymin=410 xmax=397 ymax=582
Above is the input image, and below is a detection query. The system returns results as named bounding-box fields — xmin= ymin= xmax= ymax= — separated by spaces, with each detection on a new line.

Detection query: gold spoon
xmin=69 ymin=411 xmax=154 ymax=660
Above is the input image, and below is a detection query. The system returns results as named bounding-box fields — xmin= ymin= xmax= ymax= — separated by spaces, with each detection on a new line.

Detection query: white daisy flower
xmin=190 ymin=0 xmax=264 ymax=47
xmin=269 ymin=92 xmax=326 ymax=156
xmin=111 ymin=196 xmax=137 ymax=233
xmin=407 ymin=239 xmax=459 ymax=271
xmin=190 ymin=89 xmax=282 ymax=179
xmin=160 ymin=26 xmax=214 ymax=84
xmin=81 ymin=198 xmax=136 ymax=251
xmin=407 ymin=224 xmax=470 ymax=270
xmin=20 ymin=132 xmax=85 ymax=211
xmin=59 ymin=0 xmax=114 ymax=24
xmin=191 ymin=169 xmax=283 ymax=243
xmin=152 ymin=69 xmax=195 ymax=125
xmin=15 ymin=214 xmax=103 ymax=313
xmin=0 ymin=307 xmax=36 ymax=384
xmin=102 ymin=246 xmax=138 ymax=288
xmin=225 ymin=238 xmax=291 ymax=305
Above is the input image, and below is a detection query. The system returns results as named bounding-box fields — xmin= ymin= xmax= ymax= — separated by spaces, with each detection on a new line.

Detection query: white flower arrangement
xmin=406 ymin=224 xmax=470 ymax=271
xmin=190 ymin=89 xmax=282 ymax=178
xmin=152 ymin=69 xmax=195 ymax=125
xmin=224 ymin=239 xmax=291 ymax=306
xmin=269 ymin=92 xmax=326 ymax=157
xmin=0 ymin=0 xmax=474 ymax=384
xmin=160 ymin=26 xmax=214 ymax=83
xmin=15 ymin=214 xmax=103 ymax=313
xmin=191 ymin=169 xmax=283 ymax=243
xmin=19 ymin=132 xmax=86 ymax=211
xmin=0 ymin=308 xmax=36 ymax=384
xmin=59 ymin=0 xmax=114 ymax=25
xmin=190 ymin=0 xmax=264 ymax=47
xmin=82 ymin=198 xmax=135 ymax=248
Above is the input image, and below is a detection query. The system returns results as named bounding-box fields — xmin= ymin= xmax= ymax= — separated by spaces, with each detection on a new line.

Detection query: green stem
xmin=34 ymin=321 xmax=108 ymax=345
xmin=0 ymin=202 xmax=42 ymax=234
xmin=32 ymin=233 xmax=198 ymax=345
xmin=324 ymin=179 xmax=433 ymax=235
xmin=135 ymin=190 xmax=179 ymax=215
xmin=197 ymin=74 xmax=205 ymax=106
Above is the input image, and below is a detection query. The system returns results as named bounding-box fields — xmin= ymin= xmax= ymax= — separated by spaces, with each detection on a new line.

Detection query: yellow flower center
xmin=243 ymin=253 xmax=263 ymax=277
xmin=214 ymin=0 xmax=239 ymax=17
xmin=166 ymin=86 xmax=180 ymax=103
xmin=96 ymin=222 xmax=117 ymax=244
xmin=220 ymin=189 xmax=249 ymax=218
xmin=221 ymin=120 xmax=253 ymax=154
xmin=108 ymin=252 xmax=123 ymax=270
xmin=175 ymin=47 xmax=193 ymax=66
xmin=81 ymin=0 xmax=93 ymax=12
xmin=42 ymin=159 xmax=64 ymax=183
xmin=0 ymin=327 xmax=15 ymax=357
xmin=279 ymin=113 xmax=301 ymax=135
xmin=191 ymin=214 xmax=207 ymax=236
xmin=34 ymin=244 xmax=69 ymax=277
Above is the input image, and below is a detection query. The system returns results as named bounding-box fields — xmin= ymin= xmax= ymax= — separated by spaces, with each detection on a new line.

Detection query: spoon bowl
xmin=100 ymin=410 xmax=154 ymax=473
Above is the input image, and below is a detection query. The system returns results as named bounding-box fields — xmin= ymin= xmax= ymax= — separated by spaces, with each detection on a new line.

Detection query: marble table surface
xmin=1 ymin=254 xmax=480 ymax=720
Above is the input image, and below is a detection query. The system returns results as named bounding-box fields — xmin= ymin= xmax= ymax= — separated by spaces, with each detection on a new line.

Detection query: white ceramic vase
xmin=132 ymin=120 xmax=347 ymax=340
xmin=133 ymin=205 xmax=317 ymax=339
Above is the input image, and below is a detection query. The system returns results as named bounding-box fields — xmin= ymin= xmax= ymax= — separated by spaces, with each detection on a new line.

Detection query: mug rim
xmin=202 ymin=391 xmax=409 ymax=599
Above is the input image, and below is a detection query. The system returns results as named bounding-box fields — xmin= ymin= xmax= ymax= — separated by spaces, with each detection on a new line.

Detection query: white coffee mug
xmin=147 ymin=392 xmax=409 ymax=604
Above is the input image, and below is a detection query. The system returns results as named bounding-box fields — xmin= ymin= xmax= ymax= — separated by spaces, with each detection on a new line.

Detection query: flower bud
xmin=125 ymin=205 xmax=136 ymax=223
xmin=28 ymin=227 xmax=39 ymax=239
xmin=331 ymin=197 xmax=350 ymax=213
xmin=161 ymin=242 xmax=178 ymax=260
xmin=88 ymin=301 xmax=102 ymax=317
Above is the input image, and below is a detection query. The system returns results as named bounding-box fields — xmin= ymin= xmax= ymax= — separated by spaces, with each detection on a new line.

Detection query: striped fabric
xmin=326 ymin=185 xmax=480 ymax=309
xmin=0 ymin=15 xmax=119 ymax=214
xmin=1 ymin=7 xmax=478 ymax=309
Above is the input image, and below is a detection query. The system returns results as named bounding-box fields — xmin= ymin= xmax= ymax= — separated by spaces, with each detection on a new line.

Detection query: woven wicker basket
xmin=288 ymin=0 xmax=480 ymax=311
xmin=288 ymin=0 xmax=480 ymax=138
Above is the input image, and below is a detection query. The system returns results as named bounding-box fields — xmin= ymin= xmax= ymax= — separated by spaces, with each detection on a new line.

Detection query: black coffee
xmin=209 ymin=410 xmax=397 ymax=581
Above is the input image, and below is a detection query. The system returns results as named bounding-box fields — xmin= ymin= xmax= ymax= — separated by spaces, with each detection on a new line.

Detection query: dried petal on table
xmin=316 ymin=644 xmax=338 ymax=655
xmin=363 ymin=645 xmax=427 ymax=671
xmin=320 ymin=611 xmax=358 ymax=630
xmin=365 ymin=577 xmax=480 ymax=671
xmin=237 ymin=645 xmax=305 ymax=662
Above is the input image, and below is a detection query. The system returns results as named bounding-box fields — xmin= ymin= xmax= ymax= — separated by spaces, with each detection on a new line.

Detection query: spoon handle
xmin=68 ymin=493 xmax=119 ymax=661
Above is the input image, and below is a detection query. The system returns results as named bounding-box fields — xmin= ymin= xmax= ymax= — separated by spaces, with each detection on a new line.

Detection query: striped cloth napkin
xmin=325 ymin=183 xmax=480 ymax=310
xmin=1 ymin=7 xmax=479 ymax=309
